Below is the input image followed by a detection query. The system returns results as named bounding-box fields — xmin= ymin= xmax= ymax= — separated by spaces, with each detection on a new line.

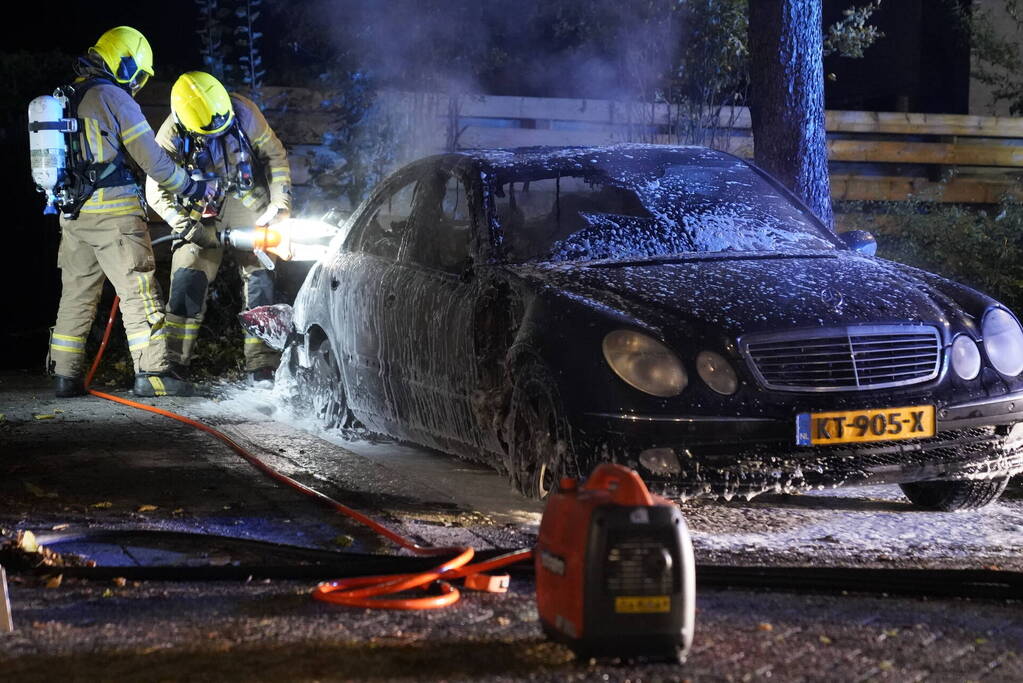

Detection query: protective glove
xmin=255 ymin=205 xmax=289 ymax=227
xmin=180 ymin=221 xmax=220 ymax=250
xmin=180 ymin=177 xmax=209 ymax=202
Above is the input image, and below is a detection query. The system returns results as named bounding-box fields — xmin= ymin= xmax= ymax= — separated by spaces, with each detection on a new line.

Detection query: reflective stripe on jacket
xmin=147 ymin=94 xmax=292 ymax=232
xmin=77 ymin=82 xmax=190 ymax=217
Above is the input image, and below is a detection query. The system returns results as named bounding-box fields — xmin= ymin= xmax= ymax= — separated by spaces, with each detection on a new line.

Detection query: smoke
xmin=291 ymin=0 xmax=683 ymax=102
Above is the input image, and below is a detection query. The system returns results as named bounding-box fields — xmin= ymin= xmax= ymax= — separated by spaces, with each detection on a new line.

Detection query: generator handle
xmin=581 ymin=463 xmax=654 ymax=506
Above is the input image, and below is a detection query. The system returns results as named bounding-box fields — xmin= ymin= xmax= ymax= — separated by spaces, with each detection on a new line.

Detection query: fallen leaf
xmin=53 ymin=409 xmax=64 ymax=414
xmin=46 ymin=575 xmax=63 ymax=589
xmin=91 ymin=501 xmax=113 ymax=509
xmin=758 ymin=622 xmax=774 ymax=632
xmin=102 ymin=588 xmax=113 ymax=598
xmin=112 ymin=577 xmax=127 ymax=587
xmin=18 ymin=530 xmax=39 ymax=553
xmin=819 ymin=635 xmax=832 ymax=645
xmin=137 ymin=505 xmax=158 ymax=513
xmin=51 ymin=523 xmax=70 ymax=531
xmin=24 ymin=482 xmax=47 ymax=498
xmin=33 ymin=414 xmax=55 ymax=420
xmin=332 ymin=535 xmax=355 ymax=547
xmin=879 ymin=661 xmax=893 ymax=671
xmin=171 ymin=508 xmax=185 ymax=514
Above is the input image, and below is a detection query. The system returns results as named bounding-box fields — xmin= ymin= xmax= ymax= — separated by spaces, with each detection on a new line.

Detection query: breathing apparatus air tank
xmin=28 ymin=94 xmax=76 ymax=215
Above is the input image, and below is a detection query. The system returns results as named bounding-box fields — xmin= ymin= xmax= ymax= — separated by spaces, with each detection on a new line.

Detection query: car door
xmin=382 ymin=166 xmax=486 ymax=451
xmin=331 ymin=169 xmax=421 ymax=433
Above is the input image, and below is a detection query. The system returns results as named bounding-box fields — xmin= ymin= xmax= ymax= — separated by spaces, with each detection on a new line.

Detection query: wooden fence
xmin=138 ymin=86 xmax=1023 ymax=206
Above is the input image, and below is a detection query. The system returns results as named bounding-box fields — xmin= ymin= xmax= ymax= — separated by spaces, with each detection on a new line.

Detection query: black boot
xmin=54 ymin=375 xmax=86 ymax=398
xmin=133 ymin=370 xmax=194 ymax=397
xmin=247 ymin=367 xmax=275 ymax=388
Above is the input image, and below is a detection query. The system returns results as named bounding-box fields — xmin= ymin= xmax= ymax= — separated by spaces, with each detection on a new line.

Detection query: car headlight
xmin=603 ymin=330 xmax=687 ymax=397
xmin=982 ymin=308 xmax=1023 ymax=376
xmin=696 ymin=350 xmax=738 ymax=395
xmin=950 ymin=334 xmax=981 ymax=380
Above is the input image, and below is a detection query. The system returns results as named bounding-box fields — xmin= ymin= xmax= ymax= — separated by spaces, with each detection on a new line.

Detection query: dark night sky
xmin=10 ymin=2 xmax=208 ymax=76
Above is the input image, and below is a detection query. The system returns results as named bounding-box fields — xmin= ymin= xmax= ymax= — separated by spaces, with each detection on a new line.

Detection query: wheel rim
xmin=310 ymin=344 xmax=345 ymax=428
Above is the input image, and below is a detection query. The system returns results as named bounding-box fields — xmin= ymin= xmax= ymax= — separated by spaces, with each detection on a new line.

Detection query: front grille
xmin=742 ymin=325 xmax=942 ymax=392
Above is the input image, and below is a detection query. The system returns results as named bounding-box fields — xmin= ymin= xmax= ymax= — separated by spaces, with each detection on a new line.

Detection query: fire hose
xmin=82 ymin=295 xmax=531 ymax=610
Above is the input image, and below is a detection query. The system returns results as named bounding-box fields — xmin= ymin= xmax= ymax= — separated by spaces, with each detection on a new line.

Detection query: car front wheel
xmin=298 ymin=338 xmax=349 ymax=430
xmin=505 ymin=362 xmax=575 ymax=500
xmin=899 ymin=477 xmax=1010 ymax=511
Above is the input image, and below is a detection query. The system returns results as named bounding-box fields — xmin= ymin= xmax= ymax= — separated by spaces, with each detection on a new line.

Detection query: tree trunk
xmin=748 ymin=0 xmax=833 ymax=229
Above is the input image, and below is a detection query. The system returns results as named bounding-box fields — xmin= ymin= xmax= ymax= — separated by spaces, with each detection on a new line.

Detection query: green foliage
xmin=661 ymin=0 xmax=883 ymax=145
xmin=840 ymin=196 xmax=1023 ymax=315
xmin=195 ymin=0 xmax=264 ymax=101
xmin=299 ymin=71 xmax=408 ymax=213
xmin=235 ymin=0 xmax=266 ymax=104
xmin=823 ymin=1 xmax=885 ymax=58
xmin=950 ymin=0 xmax=1023 ymax=114
xmin=195 ymin=0 xmax=234 ymax=82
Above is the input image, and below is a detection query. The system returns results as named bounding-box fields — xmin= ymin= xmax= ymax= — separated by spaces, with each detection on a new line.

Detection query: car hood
xmin=509 ymin=251 xmax=964 ymax=337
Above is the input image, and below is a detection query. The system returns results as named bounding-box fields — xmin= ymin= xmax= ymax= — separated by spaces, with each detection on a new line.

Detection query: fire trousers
xmin=51 ymin=212 xmax=170 ymax=378
xmin=165 ymin=198 xmax=279 ymax=372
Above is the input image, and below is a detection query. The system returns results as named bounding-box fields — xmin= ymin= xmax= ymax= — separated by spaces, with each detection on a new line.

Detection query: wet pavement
xmin=1 ymin=370 xmax=1022 ymax=681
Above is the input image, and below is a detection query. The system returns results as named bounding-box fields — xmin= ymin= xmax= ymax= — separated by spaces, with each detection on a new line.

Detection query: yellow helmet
xmin=171 ymin=71 xmax=235 ymax=136
xmin=89 ymin=26 xmax=154 ymax=92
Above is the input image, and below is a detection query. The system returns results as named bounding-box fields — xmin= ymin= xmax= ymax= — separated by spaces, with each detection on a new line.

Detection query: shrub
xmin=839 ymin=196 xmax=1023 ymax=315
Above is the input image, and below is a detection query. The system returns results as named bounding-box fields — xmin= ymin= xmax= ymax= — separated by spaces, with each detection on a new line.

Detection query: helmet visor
xmin=202 ymin=111 xmax=233 ymax=135
xmin=128 ymin=70 xmax=150 ymax=92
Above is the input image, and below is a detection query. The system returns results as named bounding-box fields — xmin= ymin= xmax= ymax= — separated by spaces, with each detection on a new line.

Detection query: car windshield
xmin=493 ymin=158 xmax=837 ymax=263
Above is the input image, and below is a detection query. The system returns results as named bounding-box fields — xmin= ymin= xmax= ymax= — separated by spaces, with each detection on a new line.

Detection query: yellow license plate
xmin=614 ymin=596 xmax=671 ymax=614
xmin=796 ymin=405 xmax=935 ymax=446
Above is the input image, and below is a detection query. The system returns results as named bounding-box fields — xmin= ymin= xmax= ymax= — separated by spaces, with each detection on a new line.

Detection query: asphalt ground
xmin=1 ymin=370 xmax=1022 ymax=681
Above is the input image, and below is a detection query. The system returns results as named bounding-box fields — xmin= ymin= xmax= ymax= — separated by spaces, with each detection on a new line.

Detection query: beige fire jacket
xmin=76 ymin=81 xmax=191 ymax=217
xmin=146 ymin=94 xmax=292 ymax=232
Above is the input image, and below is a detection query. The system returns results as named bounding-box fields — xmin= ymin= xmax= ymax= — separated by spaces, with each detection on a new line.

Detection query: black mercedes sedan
xmin=249 ymin=144 xmax=1023 ymax=509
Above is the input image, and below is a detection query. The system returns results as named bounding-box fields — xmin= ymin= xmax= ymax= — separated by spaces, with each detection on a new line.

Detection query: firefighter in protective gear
xmin=146 ymin=71 xmax=292 ymax=386
xmin=48 ymin=26 xmax=207 ymax=399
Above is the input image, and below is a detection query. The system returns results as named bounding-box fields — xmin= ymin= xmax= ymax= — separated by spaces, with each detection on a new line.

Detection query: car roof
xmin=430 ymin=143 xmax=745 ymax=177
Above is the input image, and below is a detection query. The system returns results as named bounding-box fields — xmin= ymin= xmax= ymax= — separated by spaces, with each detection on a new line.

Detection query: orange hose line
xmin=83 ymin=296 xmax=532 ymax=609
xmin=84 ymin=295 xmax=120 ymax=388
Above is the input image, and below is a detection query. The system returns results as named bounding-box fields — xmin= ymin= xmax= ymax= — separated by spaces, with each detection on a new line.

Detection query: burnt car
xmin=252 ymin=144 xmax=1023 ymax=509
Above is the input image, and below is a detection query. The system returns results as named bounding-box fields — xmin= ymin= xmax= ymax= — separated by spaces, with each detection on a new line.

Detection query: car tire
xmin=899 ymin=477 xmax=1010 ymax=511
xmin=505 ymin=361 xmax=575 ymax=500
xmin=300 ymin=338 xmax=348 ymax=430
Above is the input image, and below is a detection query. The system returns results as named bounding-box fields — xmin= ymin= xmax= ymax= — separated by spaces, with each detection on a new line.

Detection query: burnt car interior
xmin=355 ymin=169 xmax=473 ymax=275
xmin=493 ymin=159 xmax=840 ymax=265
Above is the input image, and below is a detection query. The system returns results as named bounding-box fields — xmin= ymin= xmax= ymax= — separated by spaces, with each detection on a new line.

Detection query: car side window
xmin=354 ymin=178 xmax=418 ymax=260
xmin=405 ymin=170 xmax=472 ymax=275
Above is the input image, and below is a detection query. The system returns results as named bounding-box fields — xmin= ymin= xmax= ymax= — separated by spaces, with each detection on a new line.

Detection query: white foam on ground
xmin=189 ymin=381 xmax=1023 ymax=559
xmin=691 ymin=484 xmax=1023 ymax=560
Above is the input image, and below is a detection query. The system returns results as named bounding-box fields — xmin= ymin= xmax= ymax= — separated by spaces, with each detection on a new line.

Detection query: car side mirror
xmin=840 ymin=229 xmax=877 ymax=257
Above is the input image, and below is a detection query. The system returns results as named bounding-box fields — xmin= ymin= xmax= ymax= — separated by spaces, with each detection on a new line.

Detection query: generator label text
xmin=614 ymin=595 xmax=670 ymax=613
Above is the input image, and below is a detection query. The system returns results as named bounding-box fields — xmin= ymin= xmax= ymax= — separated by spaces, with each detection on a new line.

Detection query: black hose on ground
xmin=26 ymin=529 xmax=1023 ymax=600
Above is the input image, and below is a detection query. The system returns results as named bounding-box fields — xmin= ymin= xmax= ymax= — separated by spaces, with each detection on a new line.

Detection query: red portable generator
xmin=535 ymin=463 xmax=695 ymax=663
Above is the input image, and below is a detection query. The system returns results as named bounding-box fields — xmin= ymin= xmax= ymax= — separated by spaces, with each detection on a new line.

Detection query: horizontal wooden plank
xmin=828 ymin=139 xmax=1023 ymax=166
xmin=825 ymin=110 xmax=1023 ymax=138
xmin=830 ymin=175 xmax=1023 ymax=203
